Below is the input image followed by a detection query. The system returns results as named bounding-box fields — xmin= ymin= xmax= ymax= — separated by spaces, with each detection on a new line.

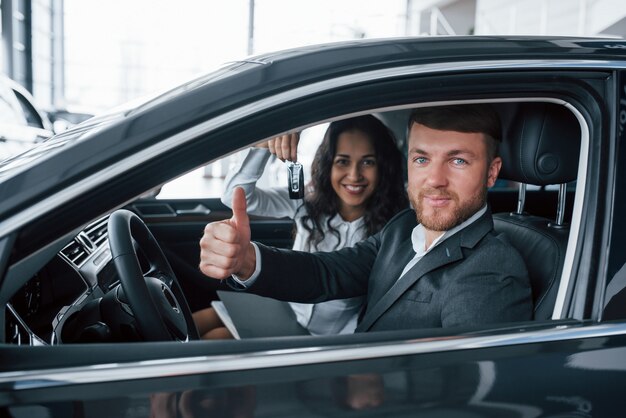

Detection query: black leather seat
xmin=494 ymin=103 xmax=581 ymax=320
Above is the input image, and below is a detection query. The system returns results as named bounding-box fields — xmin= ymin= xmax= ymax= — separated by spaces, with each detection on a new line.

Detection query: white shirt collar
xmin=328 ymin=213 xmax=365 ymax=229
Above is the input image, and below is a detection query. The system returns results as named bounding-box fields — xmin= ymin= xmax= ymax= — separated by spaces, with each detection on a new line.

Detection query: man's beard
xmin=411 ymin=186 xmax=487 ymax=231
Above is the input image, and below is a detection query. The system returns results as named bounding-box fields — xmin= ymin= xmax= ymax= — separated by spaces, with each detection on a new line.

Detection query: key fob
xmin=287 ymin=162 xmax=304 ymax=199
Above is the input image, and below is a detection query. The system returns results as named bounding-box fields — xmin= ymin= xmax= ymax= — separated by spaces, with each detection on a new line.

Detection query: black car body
xmin=0 ymin=36 xmax=625 ymax=417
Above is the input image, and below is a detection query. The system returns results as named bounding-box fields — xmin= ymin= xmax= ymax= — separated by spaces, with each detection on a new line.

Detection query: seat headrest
xmin=499 ymin=103 xmax=581 ymax=185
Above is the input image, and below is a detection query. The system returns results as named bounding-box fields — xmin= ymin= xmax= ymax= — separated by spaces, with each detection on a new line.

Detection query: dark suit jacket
xmin=250 ymin=208 xmax=532 ymax=332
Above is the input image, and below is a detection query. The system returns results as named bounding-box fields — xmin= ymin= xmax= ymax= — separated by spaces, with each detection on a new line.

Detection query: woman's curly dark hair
xmin=301 ymin=115 xmax=408 ymax=249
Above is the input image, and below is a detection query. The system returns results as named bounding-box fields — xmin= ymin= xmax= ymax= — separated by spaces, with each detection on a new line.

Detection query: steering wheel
xmin=107 ymin=209 xmax=199 ymax=341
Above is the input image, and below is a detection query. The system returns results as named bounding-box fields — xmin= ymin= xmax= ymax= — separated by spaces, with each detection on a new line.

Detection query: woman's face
xmin=330 ymin=130 xmax=379 ymax=221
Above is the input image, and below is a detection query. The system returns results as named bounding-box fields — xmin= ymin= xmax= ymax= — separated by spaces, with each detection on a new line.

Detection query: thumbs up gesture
xmin=199 ymin=187 xmax=256 ymax=280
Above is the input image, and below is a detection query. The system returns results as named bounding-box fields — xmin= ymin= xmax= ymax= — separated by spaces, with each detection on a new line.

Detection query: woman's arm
xmin=221 ymin=147 xmax=301 ymax=218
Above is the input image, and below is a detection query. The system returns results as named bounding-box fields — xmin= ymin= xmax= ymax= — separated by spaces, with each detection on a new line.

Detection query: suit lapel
xmin=356 ymin=240 xmax=463 ymax=332
xmin=367 ymin=237 xmax=415 ymax=303
xmin=356 ymin=208 xmax=495 ymax=332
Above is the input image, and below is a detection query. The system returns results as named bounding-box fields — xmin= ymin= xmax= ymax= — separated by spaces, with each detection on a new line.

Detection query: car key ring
xmin=287 ymin=161 xmax=304 ymax=199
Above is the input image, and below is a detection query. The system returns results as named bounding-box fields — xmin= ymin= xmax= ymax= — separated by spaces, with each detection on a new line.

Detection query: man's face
xmin=407 ymin=123 xmax=502 ymax=232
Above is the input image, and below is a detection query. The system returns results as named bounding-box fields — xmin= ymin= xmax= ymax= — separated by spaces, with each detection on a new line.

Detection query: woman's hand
xmin=256 ymin=132 xmax=300 ymax=162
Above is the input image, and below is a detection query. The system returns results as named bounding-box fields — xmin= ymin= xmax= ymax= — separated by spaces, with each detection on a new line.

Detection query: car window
xmin=157 ymin=124 xmax=327 ymax=199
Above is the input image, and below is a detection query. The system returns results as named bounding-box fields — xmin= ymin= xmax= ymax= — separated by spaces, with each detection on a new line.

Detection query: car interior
xmin=2 ymin=98 xmax=584 ymax=346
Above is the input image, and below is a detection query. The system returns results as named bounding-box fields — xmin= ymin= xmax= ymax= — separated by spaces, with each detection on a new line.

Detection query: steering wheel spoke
xmin=108 ymin=209 xmax=199 ymax=342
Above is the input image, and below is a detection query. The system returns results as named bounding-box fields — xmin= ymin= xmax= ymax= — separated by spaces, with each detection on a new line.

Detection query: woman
xmin=194 ymin=114 xmax=408 ymax=339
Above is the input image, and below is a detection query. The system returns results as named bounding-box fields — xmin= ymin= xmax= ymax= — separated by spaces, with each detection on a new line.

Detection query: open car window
xmin=4 ymin=98 xmax=588 ymax=346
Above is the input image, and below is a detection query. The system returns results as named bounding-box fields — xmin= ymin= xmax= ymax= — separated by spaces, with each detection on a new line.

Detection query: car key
xmin=287 ymin=161 xmax=304 ymax=199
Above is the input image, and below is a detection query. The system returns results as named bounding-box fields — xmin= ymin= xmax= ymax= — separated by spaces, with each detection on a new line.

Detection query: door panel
xmin=2 ymin=329 xmax=625 ymax=417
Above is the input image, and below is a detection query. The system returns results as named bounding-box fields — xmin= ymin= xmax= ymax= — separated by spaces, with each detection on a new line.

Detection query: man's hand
xmin=256 ymin=132 xmax=300 ymax=162
xmin=199 ymin=187 xmax=256 ymax=280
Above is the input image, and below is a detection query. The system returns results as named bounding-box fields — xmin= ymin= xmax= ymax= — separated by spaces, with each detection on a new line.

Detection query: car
xmin=0 ymin=36 xmax=625 ymax=417
xmin=0 ymin=75 xmax=54 ymax=161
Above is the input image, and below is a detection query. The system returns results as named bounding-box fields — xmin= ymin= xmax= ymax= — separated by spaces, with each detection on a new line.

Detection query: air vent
xmin=84 ymin=217 xmax=108 ymax=248
xmin=60 ymin=240 xmax=89 ymax=266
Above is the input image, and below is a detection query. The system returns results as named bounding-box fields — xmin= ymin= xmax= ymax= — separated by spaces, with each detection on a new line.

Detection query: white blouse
xmin=221 ymin=147 xmax=366 ymax=335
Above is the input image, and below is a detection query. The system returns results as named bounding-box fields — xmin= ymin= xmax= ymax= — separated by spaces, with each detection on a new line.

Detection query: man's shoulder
xmin=384 ymin=208 xmax=416 ymax=229
xmin=471 ymin=229 xmax=528 ymax=271
xmin=455 ymin=209 xmax=526 ymax=266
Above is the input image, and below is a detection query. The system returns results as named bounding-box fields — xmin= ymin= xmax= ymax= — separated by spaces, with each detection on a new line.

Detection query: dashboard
xmin=5 ymin=216 xmax=122 ymax=345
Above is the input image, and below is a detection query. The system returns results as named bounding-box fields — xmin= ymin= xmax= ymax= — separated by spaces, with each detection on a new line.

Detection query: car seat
xmin=494 ymin=102 xmax=581 ymax=320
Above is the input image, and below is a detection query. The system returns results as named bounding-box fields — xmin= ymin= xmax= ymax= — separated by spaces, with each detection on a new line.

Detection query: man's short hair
xmin=408 ymin=104 xmax=502 ymax=160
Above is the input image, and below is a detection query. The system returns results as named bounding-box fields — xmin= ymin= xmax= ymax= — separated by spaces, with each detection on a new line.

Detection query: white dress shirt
xmin=222 ymin=147 xmax=366 ymax=335
xmin=397 ymin=205 xmax=488 ymax=281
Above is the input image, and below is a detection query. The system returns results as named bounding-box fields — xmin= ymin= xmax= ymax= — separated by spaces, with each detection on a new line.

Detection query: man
xmin=199 ymin=104 xmax=532 ymax=332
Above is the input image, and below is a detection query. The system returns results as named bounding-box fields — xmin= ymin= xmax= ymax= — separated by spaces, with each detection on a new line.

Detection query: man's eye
xmin=413 ymin=157 xmax=427 ymax=164
xmin=452 ymin=158 xmax=468 ymax=166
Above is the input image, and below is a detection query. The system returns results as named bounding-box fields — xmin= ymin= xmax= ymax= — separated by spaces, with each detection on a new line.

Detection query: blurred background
xmin=2 ymin=0 xmax=626 ymax=196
